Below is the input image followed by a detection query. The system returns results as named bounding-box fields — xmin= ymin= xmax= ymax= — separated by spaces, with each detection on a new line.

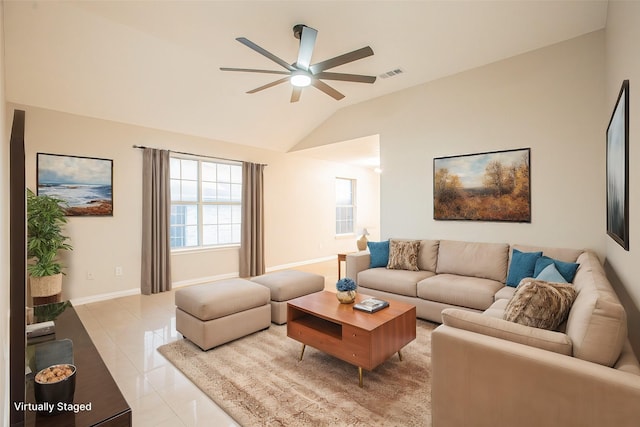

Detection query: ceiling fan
xmin=221 ymin=24 xmax=376 ymax=102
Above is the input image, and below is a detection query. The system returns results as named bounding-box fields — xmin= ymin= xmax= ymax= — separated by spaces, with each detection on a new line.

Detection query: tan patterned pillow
xmin=387 ymin=240 xmax=421 ymax=271
xmin=504 ymin=279 xmax=577 ymax=330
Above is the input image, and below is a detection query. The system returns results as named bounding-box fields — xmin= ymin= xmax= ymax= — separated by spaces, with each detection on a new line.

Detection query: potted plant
xmin=335 ymin=277 xmax=357 ymax=304
xmin=27 ymin=189 xmax=72 ymax=302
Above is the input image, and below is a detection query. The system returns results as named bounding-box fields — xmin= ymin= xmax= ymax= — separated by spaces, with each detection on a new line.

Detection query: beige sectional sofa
xmin=346 ymin=239 xmax=640 ymax=426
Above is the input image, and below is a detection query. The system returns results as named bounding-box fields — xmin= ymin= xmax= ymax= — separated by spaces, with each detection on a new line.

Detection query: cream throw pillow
xmin=387 ymin=240 xmax=421 ymax=271
xmin=504 ymin=279 xmax=577 ymax=331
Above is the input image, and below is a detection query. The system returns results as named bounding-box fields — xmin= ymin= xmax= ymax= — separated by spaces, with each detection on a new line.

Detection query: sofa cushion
xmin=511 ymin=244 xmax=582 ymax=263
xmin=387 ymin=239 xmax=421 ymax=271
xmin=175 ymin=279 xmax=270 ymax=321
xmin=533 ymin=256 xmax=580 ymax=283
xmin=367 ymin=240 xmax=389 ymax=268
xmin=614 ymin=341 xmax=640 ymax=376
xmin=418 ymin=240 xmax=440 ymax=272
xmin=484 ymin=298 xmax=508 ymax=319
xmin=357 ymin=268 xmax=434 ymax=297
xmin=535 ymin=263 xmax=567 ymax=283
xmin=494 ymin=286 xmax=516 ymax=301
xmin=388 ymin=238 xmax=439 ymax=271
xmin=566 ymin=251 xmax=627 ymax=367
xmin=436 ymin=240 xmax=510 ymax=283
xmin=441 ymin=308 xmax=573 ymax=355
xmin=417 ymin=274 xmax=504 ymax=311
xmin=506 ymin=249 xmax=542 ymax=287
xmin=504 ymin=279 xmax=577 ymax=331
xmin=250 ymin=270 xmax=324 ymax=301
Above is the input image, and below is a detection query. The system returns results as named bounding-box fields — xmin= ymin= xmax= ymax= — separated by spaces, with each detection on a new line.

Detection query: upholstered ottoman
xmin=175 ymin=278 xmax=271 ymax=350
xmin=251 ymin=270 xmax=325 ymax=324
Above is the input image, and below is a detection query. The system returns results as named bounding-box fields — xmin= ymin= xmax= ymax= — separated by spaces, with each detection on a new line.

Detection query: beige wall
xmin=299 ymin=31 xmax=606 ymax=254
xmin=15 ymin=105 xmax=379 ymax=301
xmin=1 ymin=0 xmax=9 ymax=421
xmin=604 ymin=0 xmax=640 ymax=354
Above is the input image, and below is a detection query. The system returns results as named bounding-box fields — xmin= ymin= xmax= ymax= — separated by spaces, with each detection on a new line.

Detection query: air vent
xmin=379 ymin=68 xmax=405 ymax=79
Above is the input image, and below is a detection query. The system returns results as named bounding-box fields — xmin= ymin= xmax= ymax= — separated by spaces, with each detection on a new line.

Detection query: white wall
xmin=604 ymin=0 xmax=640 ymax=353
xmin=299 ymin=31 xmax=606 ymax=255
xmin=1 ymin=0 xmax=10 ymax=423
xmin=16 ymin=105 xmax=379 ymax=301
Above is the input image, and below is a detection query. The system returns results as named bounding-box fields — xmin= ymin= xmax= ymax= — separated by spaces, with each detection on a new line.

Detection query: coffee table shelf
xmin=290 ymin=313 xmax=342 ymax=340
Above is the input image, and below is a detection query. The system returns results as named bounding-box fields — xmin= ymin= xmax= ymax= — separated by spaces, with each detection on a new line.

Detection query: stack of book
xmin=354 ymin=298 xmax=389 ymax=313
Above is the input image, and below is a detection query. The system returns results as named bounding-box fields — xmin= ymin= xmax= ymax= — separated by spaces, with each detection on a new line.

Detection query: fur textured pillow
xmin=387 ymin=240 xmax=421 ymax=271
xmin=504 ymin=279 xmax=577 ymax=330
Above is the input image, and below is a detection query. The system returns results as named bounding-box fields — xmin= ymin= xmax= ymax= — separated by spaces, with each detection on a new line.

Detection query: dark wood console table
xmin=23 ymin=303 xmax=131 ymax=426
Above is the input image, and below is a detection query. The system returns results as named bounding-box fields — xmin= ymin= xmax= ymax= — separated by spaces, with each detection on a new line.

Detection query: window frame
xmin=335 ymin=177 xmax=356 ymax=236
xmin=169 ymin=154 xmax=243 ymax=251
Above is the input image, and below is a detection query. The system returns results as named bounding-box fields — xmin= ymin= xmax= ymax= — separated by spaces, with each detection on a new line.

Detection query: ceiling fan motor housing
xmin=293 ymin=24 xmax=307 ymax=40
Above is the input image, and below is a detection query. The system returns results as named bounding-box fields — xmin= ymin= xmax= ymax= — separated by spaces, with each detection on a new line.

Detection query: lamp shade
xmin=361 ymin=228 xmax=370 ymax=236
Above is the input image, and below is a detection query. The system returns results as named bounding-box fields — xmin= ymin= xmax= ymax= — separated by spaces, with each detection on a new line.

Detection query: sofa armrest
xmin=441 ymin=308 xmax=572 ymax=355
xmin=345 ymin=251 xmax=370 ymax=282
xmin=432 ymin=324 xmax=640 ymax=427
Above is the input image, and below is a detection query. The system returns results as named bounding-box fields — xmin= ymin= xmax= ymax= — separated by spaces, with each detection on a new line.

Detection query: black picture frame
xmin=37 ymin=153 xmax=114 ymax=216
xmin=433 ymin=148 xmax=531 ymax=222
xmin=606 ymin=80 xmax=630 ymax=250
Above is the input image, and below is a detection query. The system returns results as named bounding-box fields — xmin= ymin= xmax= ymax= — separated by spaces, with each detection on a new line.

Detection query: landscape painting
xmin=434 ymin=148 xmax=530 ymax=222
xmin=606 ymin=80 xmax=629 ymax=250
xmin=37 ymin=153 xmax=113 ymax=216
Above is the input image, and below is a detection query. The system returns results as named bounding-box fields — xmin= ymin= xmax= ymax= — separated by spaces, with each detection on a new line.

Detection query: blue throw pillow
xmin=506 ymin=249 xmax=543 ymax=287
xmin=368 ymin=240 xmax=390 ymax=268
xmin=534 ymin=256 xmax=580 ymax=283
xmin=535 ymin=263 xmax=568 ymax=283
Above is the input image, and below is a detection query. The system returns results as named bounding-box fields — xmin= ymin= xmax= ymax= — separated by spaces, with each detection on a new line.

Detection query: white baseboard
xmin=70 ymin=287 xmax=140 ymax=306
xmin=266 ymin=255 xmax=336 ymax=272
xmin=172 ymin=272 xmax=239 ymax=289
xmin=71 ymin=256 xmax=335 ymax=304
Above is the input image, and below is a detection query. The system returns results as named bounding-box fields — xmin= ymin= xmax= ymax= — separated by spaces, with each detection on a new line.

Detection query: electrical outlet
xmin=87 ymin=272 xmax=94 ymax=280
xmin=115 ymin=266 xmax=123 ymax=276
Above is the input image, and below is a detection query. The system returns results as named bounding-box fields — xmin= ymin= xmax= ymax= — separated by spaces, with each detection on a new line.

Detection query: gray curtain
xmin=239 ymin=162 xmax=265 ymax=278
xmin=141 ymin=148 xmax=172 ymax=294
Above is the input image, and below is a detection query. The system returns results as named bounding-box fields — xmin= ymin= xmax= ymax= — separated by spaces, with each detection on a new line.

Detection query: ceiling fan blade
xmin=296 ymin=26 xmax=317 ymax=70
xmin=246 ymin=77 xmax=290 ymax=94
xmin=290 ymin=87 xmax=302 ymax=103
xmin=309 ymin=46 xmax=374 ymax=74
xmin=311 ymin=79 xmax=345 ymax=100
xmin=315 ymin=72 xmax=376 ymax=84
xmin=220 ymin=67 xmax=290 ymax=75
xmin=236 ymin=37 xmax=296 ymax=72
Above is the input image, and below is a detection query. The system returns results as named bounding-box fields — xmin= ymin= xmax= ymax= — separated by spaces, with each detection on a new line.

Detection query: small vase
xmin=336 ymin=290 xmax=356 ymax=304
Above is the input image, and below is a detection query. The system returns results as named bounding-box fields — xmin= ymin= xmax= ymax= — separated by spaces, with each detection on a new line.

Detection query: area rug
xmin=157 ymin=320 xmax=436 ymax=426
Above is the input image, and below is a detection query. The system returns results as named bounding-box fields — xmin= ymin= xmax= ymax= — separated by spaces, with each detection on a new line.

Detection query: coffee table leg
xmin=358 ymin=367 xmax=363 ymax=388
xmin=299 ymin=344 xmax=306 ymax=361
xmin=398 ymin=349 xmax=403 ymax=362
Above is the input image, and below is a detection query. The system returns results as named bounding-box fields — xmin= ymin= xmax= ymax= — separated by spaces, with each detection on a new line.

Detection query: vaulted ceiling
xmin=4 ymin=1 xmax=607 ymax=153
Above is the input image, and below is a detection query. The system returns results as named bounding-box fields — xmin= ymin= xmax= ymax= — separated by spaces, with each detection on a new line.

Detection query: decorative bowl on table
xmin=34 ymin=364 xmax=76 ymax=414
xmin=336 ymin=277 xmax=357 ymax=304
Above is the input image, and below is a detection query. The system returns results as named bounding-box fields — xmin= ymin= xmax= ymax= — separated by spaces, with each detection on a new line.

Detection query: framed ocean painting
xmin=37 ymin=153 xmax=113 ymax=216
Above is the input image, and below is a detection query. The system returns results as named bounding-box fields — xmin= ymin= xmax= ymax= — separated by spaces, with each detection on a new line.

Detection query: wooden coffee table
xmin=287 ymin=291 xmax=416 ymax=387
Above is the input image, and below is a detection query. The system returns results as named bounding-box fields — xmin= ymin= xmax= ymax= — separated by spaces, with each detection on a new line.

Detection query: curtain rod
xmin=132 ymin=145 xmax=267 ymax=166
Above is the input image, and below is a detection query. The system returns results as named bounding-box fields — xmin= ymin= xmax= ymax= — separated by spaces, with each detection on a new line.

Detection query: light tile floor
xmin=74 ymin=260 xmax=339 ymax=427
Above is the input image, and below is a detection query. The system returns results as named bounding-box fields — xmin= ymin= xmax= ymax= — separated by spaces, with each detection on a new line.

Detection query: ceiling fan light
xmin=291 ymin=72 xmax=311 ymax=87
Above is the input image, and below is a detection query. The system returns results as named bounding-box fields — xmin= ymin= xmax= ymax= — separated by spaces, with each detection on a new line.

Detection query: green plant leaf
xmin=27 ymin=188 xmax=73 ymax=277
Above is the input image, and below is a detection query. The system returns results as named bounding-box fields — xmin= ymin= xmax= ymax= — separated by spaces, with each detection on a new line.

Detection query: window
xmin=336 ymin=178 xmax=356 ymax=235
xmin=170 ymin=156 xmax=242 ymax=249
